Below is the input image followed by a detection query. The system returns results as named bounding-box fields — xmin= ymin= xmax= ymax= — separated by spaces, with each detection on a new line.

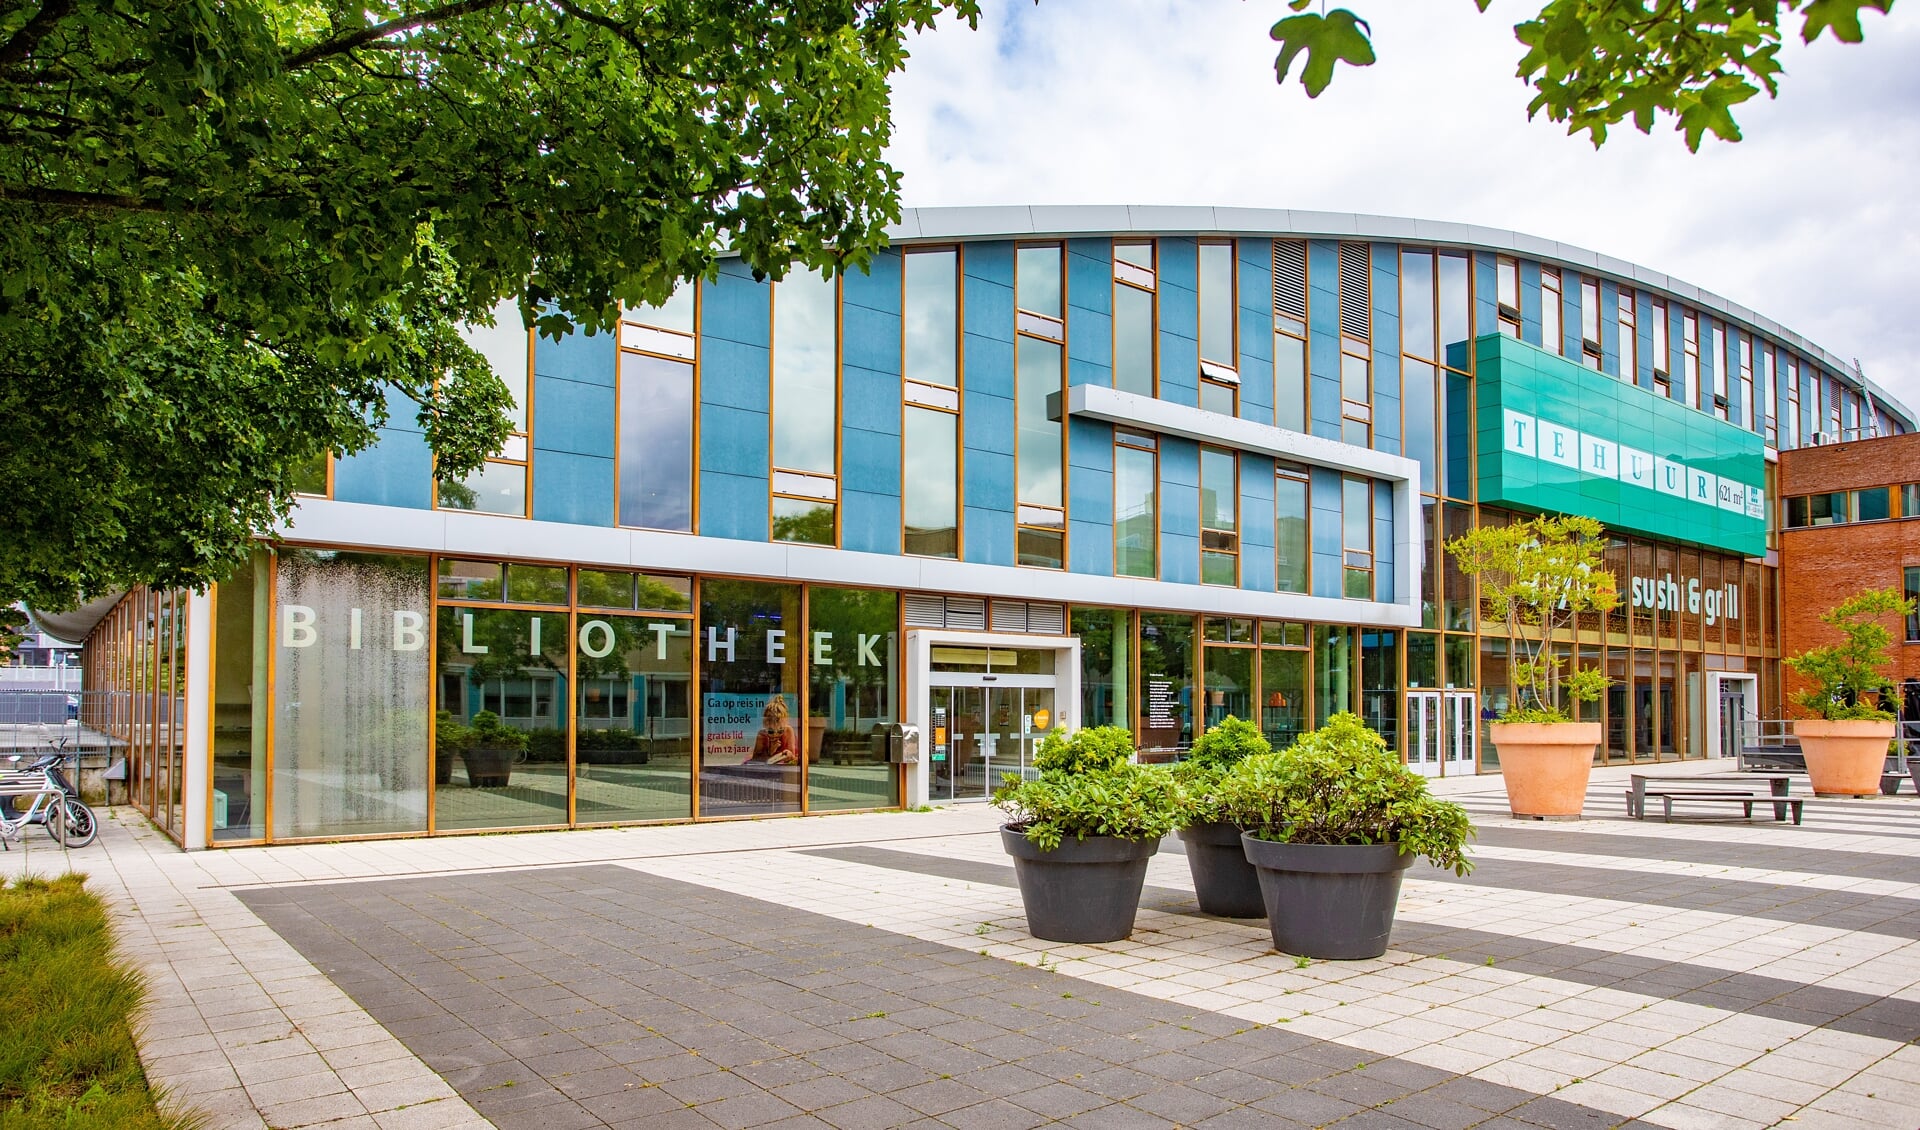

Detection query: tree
xmin=1269 ymin=0 xmax=1894 ymax=150
xmin=1784 ymin=587 xmax=1913 ymax=720
xmin=0 ymin=0 xmax=977 ymax=610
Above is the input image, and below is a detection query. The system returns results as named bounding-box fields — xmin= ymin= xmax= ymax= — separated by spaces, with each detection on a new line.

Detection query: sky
xmin=885 ymin=0 xmax=1920 ymax=421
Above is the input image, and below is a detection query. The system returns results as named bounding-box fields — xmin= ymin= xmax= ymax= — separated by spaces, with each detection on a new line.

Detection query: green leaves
xmin=1801 ymin=0 xmax=1891 ymax=43
xmin=1271 ymin=8 xmax=1376 ymax=97
xmin=1785 ymin=587 xmax=1912 ymax=721
xmin=994 ymin=761 xmax=1183 ymax=853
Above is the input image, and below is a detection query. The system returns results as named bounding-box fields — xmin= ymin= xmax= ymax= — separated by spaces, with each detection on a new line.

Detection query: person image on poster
xmin=746 ymin=697 xmax=799 ymax=765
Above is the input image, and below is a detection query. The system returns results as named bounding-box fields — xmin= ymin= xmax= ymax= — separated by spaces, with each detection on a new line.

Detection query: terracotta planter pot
xmin=1795 ymin=719 xmax=1895 ymax=798
xmin=1488 ymin=722 xmax=1602 ymax=818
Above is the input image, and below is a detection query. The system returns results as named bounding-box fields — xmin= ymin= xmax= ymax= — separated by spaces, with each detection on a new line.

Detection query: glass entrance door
xmin=1407 ymin=690 xmax=1477 ymax=777
xmin=928 ymin=683 xmax=1055 ymax=801
xmin=1718 ymin=678 xmax=1750 ymax=760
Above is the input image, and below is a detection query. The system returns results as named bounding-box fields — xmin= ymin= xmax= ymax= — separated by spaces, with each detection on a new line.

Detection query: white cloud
xmin=888 ymin=0 xmax=1920 ymax=421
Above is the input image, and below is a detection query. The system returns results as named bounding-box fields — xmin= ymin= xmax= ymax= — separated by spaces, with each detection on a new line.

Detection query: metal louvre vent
xmin=944 ymin=597 xmax=987 ymax=631
xmin=1337 ymin=243 xmax=1370 ymax=341
xmin=1026 ymin=602 xmax=1065 ymax=635
xmin=990 ymin=601 xmax=1028 ymax=633
xmin=905 ymin=595 xmax=1064 ymax=634
xmin=1272 ymin=240 xmax=1307 ymax=321
xmin=904 ymin=594 xmax=947 ymax=628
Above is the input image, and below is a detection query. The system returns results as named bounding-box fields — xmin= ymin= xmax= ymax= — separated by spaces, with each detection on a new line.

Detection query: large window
xmin=1114 ymin=430 xmax=1157 ymax=578
xmin=1342 ymin=475 xmax=1373 ymax=599
xmin=903 ymin=248 xmax=961 ymax=558
xmin=698 ymin=579 xmax=804 ymax=816
xmin=1200 ymin=447 xmax=1239 ymax=585
xmin=1710 ymin=322 xmax=1729 ymax=420
xmin=1275 ymin=462 xmax=1310 ymax=593
xmin=1651 ymin=299 xmax=1671 ymax=397
xmin=1272 ymin=241 xmax=1308 ymax=432
xmin=1112 ymin=242 xmax=1157 ymax=396
xmin=1016 ymin=244 xmax=1066 ymax=568
xmin=442 ymin=301 xmax=531 ymax=515
xmin=1198 ymin=240 xmax=1238 ymax=414
xmin=618 ymin=287 xmax=696 ymax=531
xmin=1202 ymin=618 xmax=1254 ymax=731
xmin=1616 ymin=292 xmax=1637 ymax=383
xmin=1138 ymin=613 xmax=1194 ymax=753
xmin=1541 ymin=268 xmax=1563 ymax=356
xmin=1579 ymin=277 xmax=1603 ymax=370
xmin=1906 ymin=567 xmax=1919 ymax=643
xmin=806 ymin=587 xmax=899 ymax=812
xmin=575 ymin=571 xmax=695 ymax=824
xmin=1073 ymin=607 xmax=1132 ymax=731
xmin=1682 ymin=311 xmax=1701 ymax=410
xmin=772 ymin=272 xmax=840 ymax=545
xmin=1495 ymin=256 xmax=1520 ymax=338
xmin=1738 ymin=336 xmax=1757 ymax=432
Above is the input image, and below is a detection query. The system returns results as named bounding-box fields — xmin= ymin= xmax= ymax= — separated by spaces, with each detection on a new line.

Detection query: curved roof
xmin=887 ymin=206 xmax=1914 ymax=431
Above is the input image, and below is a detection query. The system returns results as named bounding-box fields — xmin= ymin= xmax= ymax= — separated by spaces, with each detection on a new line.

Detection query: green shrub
xmin=993 ymin=763 xmax=1183 ymax=852
xmin=1785 ymin=587 xmax=1914 ymax=722
xmin=1173 ymin=716 xmax=1272 ymax=826
xmin=1215 ymin=713 xmax=1474 ymax=875
xmin=466 ymin=710 xmax=529 ymax=752
xmin=434 ymin=709 xmax=471 ymax=755
xmin=1032 ymin=725 xmax=1134 ymax=776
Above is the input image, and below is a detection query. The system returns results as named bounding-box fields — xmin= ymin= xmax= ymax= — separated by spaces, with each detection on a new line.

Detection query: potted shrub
xmin=1785 ymin=588 xmax=1914 ymax=797
xmin=1174 ymin=716 xmax=1271 ymax=918
xmin=994 ymin=726 xmax=1181 ymax=944
xmin=434 ymin=710 xmax=471 ymax=787
xmin=461 ymin=711 xmax=527 ymax=788
xmin=1216 ymin=713 xmax=1473 ymax=960
xmin=1447 ymin=514 xmax=1618 ymax=817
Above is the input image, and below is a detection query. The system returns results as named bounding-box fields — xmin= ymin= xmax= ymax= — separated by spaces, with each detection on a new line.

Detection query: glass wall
xmin=806 ymin=587 xmax=899 ymax=812
xmin=1073 ymin=607 xmax=1131 ymax=730
xmin=1137 ymin=612 xmax=1194 ymax=754
xmin=698 ymin=579 xmax=804 ymax=816
xmin=212 ymin=555 xmax=268 ymax=842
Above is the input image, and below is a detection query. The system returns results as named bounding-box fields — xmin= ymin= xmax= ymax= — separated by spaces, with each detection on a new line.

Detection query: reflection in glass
xmin=1437 ymin=252 xmax=1470 ymax=352
xmin=1275 ymin=333 xmax=1306 ymax=432
xmin=1198 ymin=242 xmax=1235 ymax=367
xmin=1113 ymin=283 xmax=1155 ymax=395
xmin=619 ymin=351 xmax=695 ymax=531
xmin=626 ymin=283 xmax=695 ymax=334
xmin=435 ymin=606 xmax=569 ymax=830
xmin=460 ymin=300 xmax=529 ymax=430
xmin=1016 ymin=245 xmax=1062 ymax=318
xmin=1016 ymin=524 xmax=1064 ymax=570
xmin=1361 ymin=630 xmax=1399 ymax=755
xmin=1200 ymin=448 xmax=1237 ymax=585
xmin=439 ymin=559 xmax=503 ymax=600
xmin=1200 ymin=380 xmax=1234 ymax=416
xmin=1259 ymin=647 xmax=1307 ymax=750
xmin=291 ymin=454 xmax=329 ymax=496
xmin=1073 ymin=607 xmax=1131 ymax=731
xmin=212 ymin=553 xmax=268 ymax=841
xmin=575 ymin=614 xmax=693 ymax=823
xmin=772 ymin=497 xmax=835 ymax=545
xmin=772 ymin=271 xmax=838 ymax=474
xmin=1114 ymin=443 xmax=1156 ymax=578
xmin=904 ymin=250 xmax=958 ymax=388
xmin=903 ymin=406 xmax=958 ymax=557
xmin=1138 ymin=613 xmax=1194 ymax=753
xmin=698 ymin=580 xmax=803 ymax=816
xmin=1203 ymin=646 xmax=1252 ymax=731
xmin=439 ymin=461 xmax=527 ymax=516
xmin=1016 ymin=334 xmax=1063 ymax=508
xmin=1444 ymin=634 xmax=1475 ymax=689
xmin=807 ymin=587 xmax=899 ymax=812
xmin=1443 ymin=503 xmax=1474 ymax=631
xmin=1341 ymin=352 xmax=1369 ymax=404
xmin=1403 ymin=358 xmax=1437 ymax=492
xmin=507 ymin=564 xmax=567 ymax=605
xmin=1276 ymin=473 xmax=1309 ymax=594
xmin=1400 ymin=250 xmax=1434 ymax=360
xmin=1314 ymin=624 xmax=1352 ymax=728
xmin=1407 ymin=632 xmax=1437 ymax=688
xmin=274 ymin=550 xmax=431 ymax=838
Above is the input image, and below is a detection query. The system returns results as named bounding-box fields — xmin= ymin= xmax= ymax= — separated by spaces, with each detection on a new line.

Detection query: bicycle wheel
xmin=45 ymin=800 xmax=66 ymax=848
xmin=59 ymin=800 xmax=96 ymax=848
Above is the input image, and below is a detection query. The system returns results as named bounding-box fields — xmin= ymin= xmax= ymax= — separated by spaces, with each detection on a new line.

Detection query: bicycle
xmin=0 ymin=761 xmax=86 ymax=849
xmin=0 ymin=751 xmax=97 ymax=849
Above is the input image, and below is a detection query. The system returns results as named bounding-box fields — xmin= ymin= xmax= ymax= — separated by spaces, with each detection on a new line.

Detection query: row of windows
xmin=1781 ymin=483 xmax=1920 ymax=528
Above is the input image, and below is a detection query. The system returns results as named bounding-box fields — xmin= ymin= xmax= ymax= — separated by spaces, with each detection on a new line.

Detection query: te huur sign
xmin=1471 ymin=333 xmax=1767 ymax=559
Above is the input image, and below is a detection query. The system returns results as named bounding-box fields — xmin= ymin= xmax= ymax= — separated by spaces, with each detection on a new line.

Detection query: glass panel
xmin=903 ymin=406 xmax=959 ymax=558
xmin=1259 ymin=648 xmax=1307 ymax=750
xmin=577 ymin=569 xmax=636 ymax=609
xmin=1275 ymin=333 xmax=1307 ymax=432
xmin=1016 ymin=525 xmax=1064 ymax=570
xmin=1437 ymin=253 xmax=1470 ymax=357
xmin=291 ymin=453 xmax=328 ymax=496
xmin=1016 ymin=245 xmax=1062 ymax=318
xmin=772 ymin=271 xmax=838 ymax=474
xmin=772 ymin=497 xmax=835 ymax=545
xmin=1200 ymin=380 xmax=1235 ymax=416
xmin=1855 ymin=487 xmax=1890 ymax=522
xmin=212 ymin=554 xmax=269 ymax=841
xmin=1443 ymin=503 xmax=1475 ymax=632
xmin=574 ymin=614 xmax=693 ymax=823
xmin=1361 ymin=630 xmax=1399 ymax=755
xmin=434 ymin=606 xmax=569 ymax=830
xmin=1343 ymin=477 xmax=1371 ymax=552
xmin=1114 ymin=242 xmax=1154 ymax=270
xmin=1073 ymin=607 xmax=1132 ymax=732
xmin=904 ymin=249 xmax=959 ymax=388
xmin=1114 ymin=443 xmax=1157 ymax=578
xmin=1275 ymin=475 xmax=1309 ymax=593
xmin=1420 ymin=499 xmax=1438 ymax=628
xmin=1407 ymin=632 xmax=1437 ymax=688
xmin=1017 ymin=335 xmax=1064 ymax=508
xmin=1138 ymin=613 xmax=1194 ymax=754
xmin=619 ymin=352 xmax=695 ymax=531
xmin=1200 ymin=449 xmax=1236 ymax=533
xmin=625 ymin=283 xmax=695 ymax=334
xmin=807 ymin=588 xmax=899 ymax=812
xmin=1341 ymin=352 xmax=1369 ymax=403
xmin=506 ymin=564 xmax=567 ymax=605
xmin=1113 ymin=282 xmax=1155 ymax=396
xmin=1198 ymin=242 xmax=1235 ymax=366
xmin=1443 ymin=634 xmax=1475 ymax=688
xmin=1400 ymin=251 xmax=1434 ymax=360
xmin=1314 ymin=625 xmax=1352 ymax=727
xmin=440 ymin=461 xmax=527 ymax=516
xmin=274 ymin=550 xmax=431 ymax=838
xmin=698 ymin=579 xmax=803 ymax=816
xmin=461 ymin=301 xmax=529 ymax=430
xmin=1203 ymin=646 xmax=1253 ymax=732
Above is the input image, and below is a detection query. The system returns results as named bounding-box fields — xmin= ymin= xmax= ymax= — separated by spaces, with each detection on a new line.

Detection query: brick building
xmin=1777 ymin=431 xmax=1920 ymax=739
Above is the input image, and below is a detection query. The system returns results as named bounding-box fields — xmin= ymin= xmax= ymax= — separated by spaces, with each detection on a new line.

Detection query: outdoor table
xmin=1625 ymin=772 xmax=1799 ymax=824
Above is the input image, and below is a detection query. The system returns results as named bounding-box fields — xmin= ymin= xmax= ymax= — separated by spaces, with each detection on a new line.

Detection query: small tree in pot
xmin=994 ymin=726 xmax=1181 ymax=944
xmin=1785 ymin=587 xmax=1914 ymax=798
xmin=1447 ymin=514 xmax=1618 ymax=817
xmin=461 ymin=711 xmax=528 ymax=788
xmin=1216 ymin=713 xmax=1473 ymax=960
xmin=1173 ymin=716 xmax=1271 ymax=917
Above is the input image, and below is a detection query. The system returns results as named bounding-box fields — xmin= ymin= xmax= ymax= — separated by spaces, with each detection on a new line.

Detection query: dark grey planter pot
xmin=1000 ymin=826 xmax=1158 ymax=944
xmin=1177 ymin=821 xmax=1264 ymax=918
xmin=1240 ymin=835 xmax=1414 ymax=960
xmin=1909 ymin=759 xmax=1920 ymax=796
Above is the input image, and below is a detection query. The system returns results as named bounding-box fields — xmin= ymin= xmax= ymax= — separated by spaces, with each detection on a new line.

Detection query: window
xmin=1114 ymin=430 xmax=1157 ymax=578
xmin=1112 ymin=241 xmax=1157 ymax=397
xmin=442 ymin=300 xmax=532 ymax=515
xmin=1682 ymin=311 xmax=1700 ymax=410
xmin=1907 ymin=567 xmax=1920 ymax=643
xmin=1272 ymin=241 xmax=1308 ymax=432
xmin=1276 ymin=462 xmax=1309 ymax=593
xmin=1198 ymin=241 xmax=1238 ymax=414
xmin=1496 ymin=256 xmax=1520 ymax=337
xmin=1761 ymin=345 xmax=1778 ymax=446
xmin=1541 ymin=268 xmax=1563 ymax=356
xmin=771 ymin=272 xmax=839 ymax=545
xmin=1784 ymin=492 xmax=1847 ymax=527
xmin=1615 ymin=292 xmax=1637 ymax=383
xmin=1337 ymin=243 xmax=1371 ymax=444
xmin=618 ymin=287 xmax=697 ymax=532
xmin=1854 ymin=487 xmax=1891 ymax=522
xmin=1651 ymin=299 xmax=1670 ymax=396
xmin=291 ymin=453 xmax=330 ymax=497
xmin=1738 ymin=336 xmax=1756 ymax=432
xmin=1579 ymin=277 xmax=1602 ymax=370
xmin=1015 ymin=244 xmax=1066 ymax=568
xmin=903 ymin=248 xmax=961 ymax=557
xmin=1709 ymin=322 xmax=1728 ymax=420
xmin=1342 ymin=476 xmax=1373 ymax=599
xmin=1903 ymin=483 xmax=1919 ymax=518
xmin=1200 ymin=447 xmax=1238 ymax=585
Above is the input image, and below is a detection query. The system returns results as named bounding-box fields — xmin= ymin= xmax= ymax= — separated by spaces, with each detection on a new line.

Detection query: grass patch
xmin=0 ymin=874 xmax=198 ymax=1129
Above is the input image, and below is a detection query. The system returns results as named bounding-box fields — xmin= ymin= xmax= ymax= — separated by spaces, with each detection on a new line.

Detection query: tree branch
xmin=0 ymin=184 xmax=200 ymax=214
xmin=0 ymin=0 xmax=74 ymax=71
xmin=283 ymin=0 xmax=514 ymax=71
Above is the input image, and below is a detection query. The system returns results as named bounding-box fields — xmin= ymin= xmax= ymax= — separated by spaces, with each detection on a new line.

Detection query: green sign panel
xmin=1473 ymin=334 xmax=1767 ymax=557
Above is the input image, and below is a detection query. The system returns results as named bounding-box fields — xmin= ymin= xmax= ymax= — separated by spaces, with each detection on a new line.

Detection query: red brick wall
xmin=1777 ymin=435 xmax=1920 ymax=710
